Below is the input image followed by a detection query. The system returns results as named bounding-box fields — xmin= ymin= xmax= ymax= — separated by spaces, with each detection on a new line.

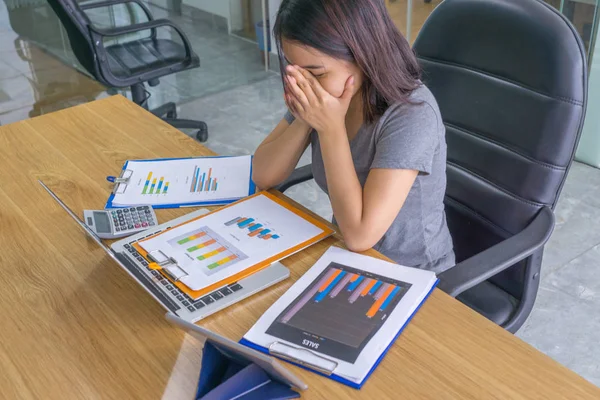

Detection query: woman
xmin=252 ymin=0 xmax=454 ymax=273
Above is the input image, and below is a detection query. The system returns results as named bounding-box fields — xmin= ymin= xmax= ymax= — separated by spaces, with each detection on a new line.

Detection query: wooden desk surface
xmin=0 ymin=95 xmax=598 ymax=399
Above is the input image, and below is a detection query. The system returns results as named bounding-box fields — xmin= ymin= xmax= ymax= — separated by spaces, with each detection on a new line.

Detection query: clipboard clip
xmin=268 ymin=341 xmax=338 ymax=376
xmin=147 ymin=250 xmax=189 ymax=282
xmin=109 ymin=169 xmax=133 ymax=194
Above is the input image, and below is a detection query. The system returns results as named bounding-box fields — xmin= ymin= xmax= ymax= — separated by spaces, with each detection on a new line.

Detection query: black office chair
xmin=46 ymin=0 xmax=209 ymax=142
xmin=277 ymin=0 xmax=587 ymax=333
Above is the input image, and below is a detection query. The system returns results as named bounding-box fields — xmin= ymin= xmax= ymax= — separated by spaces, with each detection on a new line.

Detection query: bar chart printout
xmin=167 ymin=226 xmax=248 ymax=276
xmin=141 ymin=171 xmax=169 ymax=195
xmin=189 ymin=166 xmax=220 ymax=193
xmin=224 ymin=216 xmax=280 ymax=240
xmin=266 ymin=262 xmax=411 ymax=363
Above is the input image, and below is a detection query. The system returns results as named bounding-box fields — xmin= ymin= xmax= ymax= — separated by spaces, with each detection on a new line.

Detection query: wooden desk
xmin=0 ymin=96 xmax=598 ymax=399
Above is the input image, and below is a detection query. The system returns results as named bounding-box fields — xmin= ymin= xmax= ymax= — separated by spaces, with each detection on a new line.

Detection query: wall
xmin=576 ymin=33 xmax=600 ymax=167
xmin=181 ymin=0 xmax=230 ymax=18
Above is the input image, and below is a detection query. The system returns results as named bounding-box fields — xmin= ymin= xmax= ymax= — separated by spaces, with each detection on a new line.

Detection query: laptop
xmin=40 ymin=180 xmax=290 ymax=322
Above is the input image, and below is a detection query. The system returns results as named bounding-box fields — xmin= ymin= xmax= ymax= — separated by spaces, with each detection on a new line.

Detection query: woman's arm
xmin=252 ymin=117 xmax=312 ymax=190
xmin=318 ymin=129 xmax=418 ymax=251
xmin=284 ymin=64 xmax=420 ymax=252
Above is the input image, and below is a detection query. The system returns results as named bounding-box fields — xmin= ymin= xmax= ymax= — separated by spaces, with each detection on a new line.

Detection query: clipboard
xmin=239 ymin=281 xmax=438 ymax=389
xmin=132 ymin=191 xmax=335 ymax=299
xmin=105 ymin=156 xmax=257 ymax=209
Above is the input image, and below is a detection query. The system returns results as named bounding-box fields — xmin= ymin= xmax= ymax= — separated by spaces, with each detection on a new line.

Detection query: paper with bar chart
xmin=106 ymin=156 xmax=255 ymax=208
xmin=242 ymin=247 xmax=438 ymax=385
xmin=136 ymin=192 xmax=333 ymax=292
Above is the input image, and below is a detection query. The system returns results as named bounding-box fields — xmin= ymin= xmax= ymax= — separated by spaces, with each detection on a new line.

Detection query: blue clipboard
xmin=239 ymin=279 xmax=438 ymax=389
xmin=105 ymin=156 xmax=256 ymax=209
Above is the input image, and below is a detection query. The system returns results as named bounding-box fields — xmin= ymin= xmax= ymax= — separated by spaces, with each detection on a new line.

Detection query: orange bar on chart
xmin=349 ymin=273 xmax=359 ymax=282
xmin=187 ymin=238 xmax=216 ymax=252
xmin=177 ymin=231 xmax=207 ymax=245
xmin=361 ymin=279 xmax=377 ymax=296
xmin=366 ymin=285 xmax=395 ymax=318
xmin=319 ymin=269 xmax=341 ymax=292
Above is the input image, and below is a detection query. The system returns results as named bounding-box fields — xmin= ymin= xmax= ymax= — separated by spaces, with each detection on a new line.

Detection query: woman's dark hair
xmin=274 ymin=0 xmax=421 ymax=123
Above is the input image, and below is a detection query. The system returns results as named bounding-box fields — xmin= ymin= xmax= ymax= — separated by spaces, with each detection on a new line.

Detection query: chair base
xmin=130 ymin=83 xmax=209 ymax=142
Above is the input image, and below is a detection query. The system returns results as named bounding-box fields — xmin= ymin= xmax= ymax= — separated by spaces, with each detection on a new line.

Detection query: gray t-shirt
xmin=285 ymin=84 xmax=455 ymax=274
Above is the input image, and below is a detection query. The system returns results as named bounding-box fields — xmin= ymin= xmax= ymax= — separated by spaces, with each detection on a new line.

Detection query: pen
xmin=106 ymin=176 xmax=117 ymax=183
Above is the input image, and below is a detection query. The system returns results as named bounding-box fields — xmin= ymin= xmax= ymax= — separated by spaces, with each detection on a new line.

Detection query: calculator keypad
xmin=111 ymin=206 xmax=155 ymax=232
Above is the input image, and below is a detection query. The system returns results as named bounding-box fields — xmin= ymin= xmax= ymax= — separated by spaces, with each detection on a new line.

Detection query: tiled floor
xmin=1 ymin=0 xmax=600 ymax=391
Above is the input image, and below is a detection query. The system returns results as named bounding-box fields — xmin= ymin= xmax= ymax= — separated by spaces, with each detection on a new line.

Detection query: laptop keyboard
xmin=123 ymin=242 xmax=243 ymax=313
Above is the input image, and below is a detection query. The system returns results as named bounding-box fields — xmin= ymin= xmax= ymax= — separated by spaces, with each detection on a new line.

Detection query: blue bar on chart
xmin=347 ymin=276 xmax=364 ymax=292
xmin=379 ymin=286 xmax=401 ymax=312
xmin=225 ymin=217 xmax=242 ymax=226
xmin=315 ymin=270 xmax=346 ymax=302
xmin=281 ymin=268 xmax=336 ymax=323
xmin=369 ymin=281 xmax=383 ymax=295
xmin=349 ymin=278 xmax=371 ymax=303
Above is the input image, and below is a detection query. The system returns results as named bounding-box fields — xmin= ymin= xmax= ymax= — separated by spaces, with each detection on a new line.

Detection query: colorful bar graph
xmin=319 ymin=268 xmax=342 ymax=292
xmin=281 ymin=269 xmax=336 ymax=323
xmin=163 ymin=182 xmax=169 ymax=194
xmin=258 ymin=230 xmax=271 ymax=238
xmin=347 ymin=276 xmax=364 ymax=291
xmin=261 ymin=234 xmax=272 ymax=240
xmin=367 ymin=285 xmax=396 ymax=318
xmin=207 ymin=254 xmax=238 ymax=270
xmin=248 ymin=224 xmax=263 ymax=232
xmin=177 ymin=231 xmax=207 ymax=245
xmin=200 ymin=173 xmax=206 ymax=192
xmin=315 ymin=271 xmax=346 ymax=302
xmin=142 ymin=172 xmax=152 ymax=194
xmin=212 ymin=179 xmax=217 ymax=191
xmin=225 ymin=217 xmax=242 ymax=226
xmin=190 ymin=167 xmax=198 ymax=192
xmin=330 ymin=273 xmax=352 ymax=298
xmin=349 ymin=278 xmax=370 ymax=303
xmin=374 ymin=282 xmax=389 ymax=300
xmin=197 ymin=246 xmax=226 ymax=260
xmin=205 ymin=168 xmax=212 ymax=191
xmin=238 ymin=218 xmax=254 ymax=228
xmin=369 ymin=281 xmax=383 ymax=295
xmin=361 ymin=279 xmax=377 ymax=296
xmin=156 ymin=178 xmax=164 ymax=193
xmin=187 ymin=238 xmax=217 ymax=252
xmin=379 ymin=286 xmax=401 ymax=312
xmin=149 ymin=178 xmax=157 ymax=194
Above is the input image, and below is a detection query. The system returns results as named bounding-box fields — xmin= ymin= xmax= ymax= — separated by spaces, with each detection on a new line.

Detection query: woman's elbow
xmin=342 ymin=230 xmax=379 ymax=253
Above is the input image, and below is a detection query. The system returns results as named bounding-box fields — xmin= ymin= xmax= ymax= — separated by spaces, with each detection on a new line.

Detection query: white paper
xmin=138 ymin=194 xmax=326 ymax=291
xmin=111 ymin=156 xmax=253 ymax=207
xmin=242 ymin=247 xmax=437 ymax=384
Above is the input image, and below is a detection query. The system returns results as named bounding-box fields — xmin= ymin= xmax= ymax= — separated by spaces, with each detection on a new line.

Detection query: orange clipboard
xmin=133 ymin=191 xmax=335 ymax=299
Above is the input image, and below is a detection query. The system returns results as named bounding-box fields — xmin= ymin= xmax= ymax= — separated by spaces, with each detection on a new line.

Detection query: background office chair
xmin=46 ymin=0 xmax=209 ymax=142
xmin=277 ymin=0 xmax=587 ymax=333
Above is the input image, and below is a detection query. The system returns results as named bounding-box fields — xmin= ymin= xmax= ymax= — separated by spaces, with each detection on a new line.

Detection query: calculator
xmin=83 ymin=206 xmax=158 ymax=239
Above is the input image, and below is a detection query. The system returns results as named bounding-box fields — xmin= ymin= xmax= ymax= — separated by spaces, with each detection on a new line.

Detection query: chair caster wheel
xmin=166 ymin=110 xmax=177 ymax=119
xmin=424 ymin=0 xmax=432 ymax=3
xmin=196 ymin=123 xmax=208 ymax=142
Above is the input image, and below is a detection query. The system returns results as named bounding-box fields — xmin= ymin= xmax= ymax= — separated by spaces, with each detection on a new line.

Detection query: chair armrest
xmin=91 ymin=19 xmax=193 ymax=59
xmin=437 ymin=206 xmax=555 ymax=297
xmin=275 ymin=164 xmax=314 ymax=193
xmin=80 ymin=0 xmax=154 ymax=21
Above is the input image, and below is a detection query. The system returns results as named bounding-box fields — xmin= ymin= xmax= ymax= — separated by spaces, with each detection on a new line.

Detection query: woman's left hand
xmin=285 ymin=65 xmax=354 ymax=135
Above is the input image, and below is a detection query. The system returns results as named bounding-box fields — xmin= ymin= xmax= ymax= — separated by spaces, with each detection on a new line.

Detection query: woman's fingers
xmin=295 ymin=67 xmax=327 ymax=97
xmin=285 ymin=75 xmax=310 ymax=106
xmin=286 ymin=92 xmax=304 ymax=115
xmin=286 ymin=66 xmax=318 ymax=104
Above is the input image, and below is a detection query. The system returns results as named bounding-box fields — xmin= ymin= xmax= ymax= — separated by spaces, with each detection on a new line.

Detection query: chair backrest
xmin=46 ymin=0 xmax=98 ymax=78
xmin=413 ymin=0 xmax=587 ymax=298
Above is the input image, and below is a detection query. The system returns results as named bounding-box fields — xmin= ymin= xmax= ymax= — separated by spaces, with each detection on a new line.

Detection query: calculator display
xmin=93 ymin=212 xmax=111 ymax=233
